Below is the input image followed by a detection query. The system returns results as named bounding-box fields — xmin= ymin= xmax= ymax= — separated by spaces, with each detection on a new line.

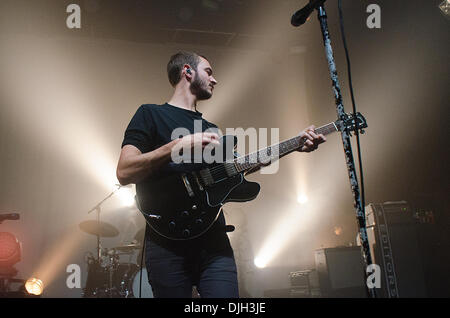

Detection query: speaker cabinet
xmin=365 ymin=201 xmax=427 ymax=297
xmin=315 ymin=246 xmax=367 ymax=297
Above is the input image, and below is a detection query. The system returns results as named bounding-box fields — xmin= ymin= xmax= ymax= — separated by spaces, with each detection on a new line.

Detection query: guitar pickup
xmin=199 ymin=169 xmax=213 ymax=186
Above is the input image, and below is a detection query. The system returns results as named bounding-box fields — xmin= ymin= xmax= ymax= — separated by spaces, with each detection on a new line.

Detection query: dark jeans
xmin=145 ymin=233 xmax=239 ymax=298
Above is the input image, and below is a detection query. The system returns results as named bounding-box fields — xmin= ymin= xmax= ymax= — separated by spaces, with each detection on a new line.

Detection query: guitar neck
xmin=234 ymin=121 xmax=338 ymax=173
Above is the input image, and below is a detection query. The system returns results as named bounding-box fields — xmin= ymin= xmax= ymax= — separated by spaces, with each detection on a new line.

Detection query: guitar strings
xmin=208 ymin=128 xmax=326 ymax=174
xmin=201 ymin=123 xmax=335 ymax=175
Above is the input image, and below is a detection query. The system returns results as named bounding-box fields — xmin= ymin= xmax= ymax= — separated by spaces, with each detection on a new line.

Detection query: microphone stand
xmin=310 ymin=4 xmax=376 ymax=298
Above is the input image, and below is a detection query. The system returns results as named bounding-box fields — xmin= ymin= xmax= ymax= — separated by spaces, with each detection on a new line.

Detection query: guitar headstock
xmin=338 ymin=112 xmax=368 ymax=135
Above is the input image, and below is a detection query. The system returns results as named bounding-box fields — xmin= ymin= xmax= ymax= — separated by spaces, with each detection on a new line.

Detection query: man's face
xmin=190 ymin=57 xmax=217 ymax=100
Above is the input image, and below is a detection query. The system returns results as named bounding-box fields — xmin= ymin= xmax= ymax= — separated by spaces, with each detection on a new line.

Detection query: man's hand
xmin=298 ymin=125 xmax=326 ymax=152
xmin=179 ymin=132 xmax=220 ymax=150
xmin=117 ymin=132 xmax=221 ymax=185
xmin=171 ymin=132 xmax=220 ymax=160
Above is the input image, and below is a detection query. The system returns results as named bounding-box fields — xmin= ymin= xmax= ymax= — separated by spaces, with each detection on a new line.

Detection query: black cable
xmin=139 ymin=237 xmax=145 ymax=298
xmin=337 ymin=0 xmax=366 ymax=210
xmin=337 ymin=1 xmax=375 ymax=298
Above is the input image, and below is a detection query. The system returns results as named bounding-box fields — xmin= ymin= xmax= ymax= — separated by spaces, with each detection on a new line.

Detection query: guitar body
xmin=136 ymin=135 xmax=260 ymax=240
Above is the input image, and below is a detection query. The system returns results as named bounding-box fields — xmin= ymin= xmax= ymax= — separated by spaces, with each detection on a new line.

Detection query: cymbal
xmin=79 ymin=220 xmax=119 ymax=237
xmin=114 ymin=243 xmax=141 ymax=252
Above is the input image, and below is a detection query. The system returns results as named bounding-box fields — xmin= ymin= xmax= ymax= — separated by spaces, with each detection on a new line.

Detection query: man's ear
xmin=183 ymin=64 xmax=193 ymax=80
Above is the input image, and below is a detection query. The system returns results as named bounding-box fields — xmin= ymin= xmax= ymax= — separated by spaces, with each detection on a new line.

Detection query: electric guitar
xmin=136 ymin=113 xmax=367 ymax=240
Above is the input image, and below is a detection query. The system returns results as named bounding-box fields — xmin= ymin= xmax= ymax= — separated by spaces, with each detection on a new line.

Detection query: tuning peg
xmin=360 ymin=129 xmax=365 ymax=134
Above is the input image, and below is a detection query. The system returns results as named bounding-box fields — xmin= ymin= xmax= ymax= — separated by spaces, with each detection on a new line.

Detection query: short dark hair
xmin=167 ymin=51 xmax=207 ymax=87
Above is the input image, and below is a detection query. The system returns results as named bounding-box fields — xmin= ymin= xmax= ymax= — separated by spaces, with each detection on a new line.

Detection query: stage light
xmin=297 ymin=193 xmax=308 ymax=205
xmin=254 ymin=257 xmax=267 ymax=269
xmin=25 ymin=278 xmax=44 ymax=296
xmin=334 ymin=226 xmax=343 ymax=236
xmin=254 ymin=205 xmax=303 ymax=268
xmin=117 ymin=185 xmax=135 ymax=207
xmin=439 ymin=0 xmax=450 ymax=17
xmin=30 ymin=226 xmax=85 ymax=291
xmin=254 ymin=197 xmax=322 ymax=268
xmin=0 ymin=232 xmax=21 ymax=268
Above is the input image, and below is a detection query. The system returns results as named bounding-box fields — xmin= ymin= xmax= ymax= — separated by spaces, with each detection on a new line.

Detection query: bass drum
xmin=132 ymin=268 xmax=154 ymax=298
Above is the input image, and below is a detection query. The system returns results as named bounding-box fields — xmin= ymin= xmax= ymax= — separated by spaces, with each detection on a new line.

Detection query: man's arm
xmin=116 ymin=140 xmax=179 ymax=185
xmin=116 ymin=132 xmax=220 ymax=185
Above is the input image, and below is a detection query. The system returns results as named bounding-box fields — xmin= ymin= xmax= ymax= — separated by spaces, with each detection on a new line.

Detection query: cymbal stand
xmin=86 ymin=185 xmax=122 ymax=261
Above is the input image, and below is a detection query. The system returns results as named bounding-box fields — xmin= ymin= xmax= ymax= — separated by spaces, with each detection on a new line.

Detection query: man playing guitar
xmin=116 ymin=51 xmax=326 ymax=298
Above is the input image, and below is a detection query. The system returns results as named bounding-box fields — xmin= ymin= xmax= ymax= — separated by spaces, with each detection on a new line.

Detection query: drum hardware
xmin=80 ymin=221 xmax=150 ymax=297
xmin=113 ymin=241 xmax=141 ymax=253
xmin=83 ymin=257 xmax=152 ymax=298
xmin=79 ymin=220 xmax=119 ymax=238
xmin=79 ymin=219 xmax=121 ymax=298
xmin=132 ymin=267 xmax=153 ymax=298
xmin=81 ymin=184 xmax=136 ymax=297
xmin=81 ymin=235 xmax=148 ymax=297
xmin=84 ymin=185 xmax=125 ymax=261
xmin=80 ymin=186 xmax=152 ymax=297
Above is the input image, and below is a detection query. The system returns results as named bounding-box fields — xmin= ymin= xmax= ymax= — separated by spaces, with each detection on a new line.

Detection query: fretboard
xmin=234 ymin=121 xmax=338 ymax=173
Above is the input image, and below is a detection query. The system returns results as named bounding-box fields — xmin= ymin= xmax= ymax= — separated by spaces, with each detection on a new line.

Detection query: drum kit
xmin=79 ymin=220 xmax=153 ymax=298
xmin=79 ymin=185 xmax=153 ymax=298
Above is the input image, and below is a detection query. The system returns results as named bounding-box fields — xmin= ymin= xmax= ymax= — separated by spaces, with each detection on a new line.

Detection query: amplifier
xmin=366 ymin=201 xmax=414 ymax=225
xmin=289 ymin=269 xmax=312 ymax=287
xmin=365 ymin=201 xmax=427 ymax=297
xmin=314 ymin=246 xmax=367 ymax=297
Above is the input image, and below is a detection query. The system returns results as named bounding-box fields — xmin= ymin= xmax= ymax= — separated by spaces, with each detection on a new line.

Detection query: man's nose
xmin=211 ymin=76 xmax=218 ymax=85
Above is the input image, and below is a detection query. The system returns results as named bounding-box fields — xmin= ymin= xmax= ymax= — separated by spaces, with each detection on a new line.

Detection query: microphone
xmin=0 ymin=213 xmax=20 ymax=222
xmin=291 ymin=0 xmax=326 ymax=27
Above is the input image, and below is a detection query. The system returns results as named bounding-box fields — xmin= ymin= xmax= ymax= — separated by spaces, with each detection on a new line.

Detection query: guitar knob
xmin=192 ymin=205 xmax=197 ymax=210
xmin=169 ymin=221 xmax=176 ymax=229
xmin=195 ymin=218 xmax=203 ymax=225
xmin=182 ymin=229 xmax=190 ymax=237
xmin=181 ymin=211 xmax=190 ymax=217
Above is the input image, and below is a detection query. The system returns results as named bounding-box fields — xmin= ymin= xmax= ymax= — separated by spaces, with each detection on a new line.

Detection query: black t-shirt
xmin=121 ymin=103 xmax=230 ymax=249
xmin=122 ymin=103 xmax=218 ymax=154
